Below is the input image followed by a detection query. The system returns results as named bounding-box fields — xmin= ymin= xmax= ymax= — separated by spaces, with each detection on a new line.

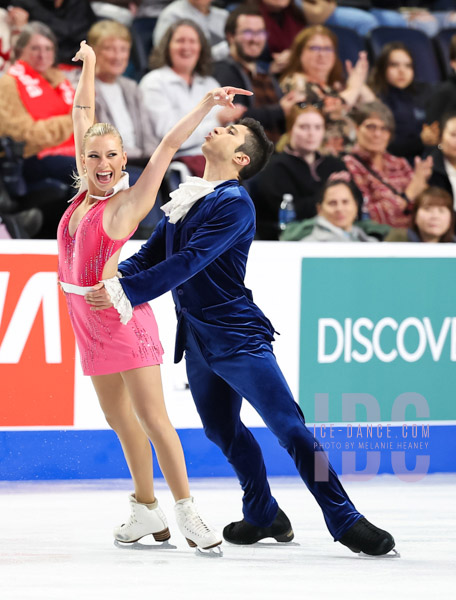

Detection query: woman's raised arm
xmin=71 ymin=41 xmax=96 ymax=178
xmin=122 ymin=86 xmax=253 ymax=224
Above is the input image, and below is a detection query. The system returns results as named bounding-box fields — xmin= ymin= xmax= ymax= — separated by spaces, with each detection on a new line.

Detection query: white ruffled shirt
xmin=160 ymin=176 xmax=225 ymax=223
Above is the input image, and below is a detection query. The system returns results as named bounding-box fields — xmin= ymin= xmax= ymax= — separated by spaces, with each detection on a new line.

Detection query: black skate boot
xmin=339 ymin=517 xmax=395 ymax=556
xmin=223 ymin=508 xmax=294 ymax=545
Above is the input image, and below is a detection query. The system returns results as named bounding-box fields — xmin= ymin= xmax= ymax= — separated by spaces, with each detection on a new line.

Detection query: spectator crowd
xmin=1 ymin=0 xmax=456 ymax=244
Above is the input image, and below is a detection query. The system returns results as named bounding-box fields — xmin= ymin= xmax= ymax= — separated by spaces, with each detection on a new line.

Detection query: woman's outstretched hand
xmin=72 ymin=40 xmax=96 ymax=63
xmin=210 ymin=87 xmax=253 ymax=109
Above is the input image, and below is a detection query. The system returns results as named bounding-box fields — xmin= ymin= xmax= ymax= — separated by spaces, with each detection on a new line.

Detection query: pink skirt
xmin=65 ymin=294 xmax=164 ymax=376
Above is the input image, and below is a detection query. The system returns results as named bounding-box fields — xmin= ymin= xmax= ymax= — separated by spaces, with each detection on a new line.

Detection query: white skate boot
xmin=113 ymin=494 xmax=170 ymax=543
xmin=174 ymin=496 xmax=222 ymax=549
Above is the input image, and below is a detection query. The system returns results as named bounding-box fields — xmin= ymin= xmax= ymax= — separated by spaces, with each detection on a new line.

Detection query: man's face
xmin=202 ymin=124 xmax=249 ymax=163
xmin=230 ymin=15 xmax=267 ymax=62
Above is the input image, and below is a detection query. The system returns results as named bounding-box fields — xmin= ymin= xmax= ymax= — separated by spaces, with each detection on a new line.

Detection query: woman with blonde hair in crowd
xmin=87 ymin=19 xmax=158 ymax=178
xmin=58 ymin=39 xmax=251 ymax=549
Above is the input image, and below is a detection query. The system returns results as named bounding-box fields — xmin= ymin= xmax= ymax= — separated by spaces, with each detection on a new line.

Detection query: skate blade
xmin=358 ymin=549 xmax=401 ymax=559
xmin=185 ymin=538 xmax=223 ymax=550
xmin=195 ymin=545 xmax=223 ymax=558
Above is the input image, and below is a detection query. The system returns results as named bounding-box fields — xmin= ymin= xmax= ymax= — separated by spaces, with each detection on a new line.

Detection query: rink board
xmin=1 ymin=240 xmax=456 ymax=480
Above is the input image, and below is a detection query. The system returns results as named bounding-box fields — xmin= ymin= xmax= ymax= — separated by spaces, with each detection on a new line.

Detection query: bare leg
xmin=121 ymin=366 xmax=190 ymax=502
xmin=91 ymin=372 xmax=155 ymax=504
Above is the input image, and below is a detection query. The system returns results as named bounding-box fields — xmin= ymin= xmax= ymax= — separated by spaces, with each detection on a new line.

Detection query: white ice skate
xmin=113 ymin=493 xmax=170 ymax=543
xmin=174 ymin=497 xmax=222 ymax=550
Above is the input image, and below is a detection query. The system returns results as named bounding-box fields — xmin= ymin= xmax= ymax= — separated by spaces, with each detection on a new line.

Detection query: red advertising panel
xmin=0 ymin=254 xmax=75 ymax=426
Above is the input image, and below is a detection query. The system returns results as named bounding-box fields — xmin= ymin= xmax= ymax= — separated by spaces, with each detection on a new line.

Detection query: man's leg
xmin=210 ymin=347 xmax=361 ymax=541
xmin=184 ymin=328 xmax=279 ymax=528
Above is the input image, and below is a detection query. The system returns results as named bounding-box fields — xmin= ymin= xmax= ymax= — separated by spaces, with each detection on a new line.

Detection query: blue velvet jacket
xmin=118 ymin=180 xmax=275 ymax=362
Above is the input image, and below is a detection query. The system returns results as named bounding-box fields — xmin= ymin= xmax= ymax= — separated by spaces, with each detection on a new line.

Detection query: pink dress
xmin=57 ymin=190 xmax=164 ymax=376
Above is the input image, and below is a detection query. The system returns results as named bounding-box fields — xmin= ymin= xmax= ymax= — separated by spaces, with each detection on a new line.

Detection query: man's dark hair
xmin=224 ymin=4 xmax=263 ymax=37
xmin=235 ymin=117 xmax=274 ymax=181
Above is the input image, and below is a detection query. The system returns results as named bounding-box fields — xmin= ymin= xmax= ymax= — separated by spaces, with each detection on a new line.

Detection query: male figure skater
xmin=86 ymin=115 xmax=395 ymax=556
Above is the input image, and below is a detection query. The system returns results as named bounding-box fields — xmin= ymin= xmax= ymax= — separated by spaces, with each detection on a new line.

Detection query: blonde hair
xmin=87 ymin=19 xmax=132 ymax=49
xmin=73 ymin=122 xmax=124 ymax=188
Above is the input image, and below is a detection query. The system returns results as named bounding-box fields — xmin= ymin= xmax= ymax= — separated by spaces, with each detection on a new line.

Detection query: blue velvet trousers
xmin=183 ymin=323 xmax=362 ymax=541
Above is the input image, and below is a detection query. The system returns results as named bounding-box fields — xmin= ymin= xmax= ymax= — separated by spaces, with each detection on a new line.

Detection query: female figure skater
xmin=57 ymin=40 xmax=251 ymax=550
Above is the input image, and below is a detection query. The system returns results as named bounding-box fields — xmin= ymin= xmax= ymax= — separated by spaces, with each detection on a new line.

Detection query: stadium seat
xmin=433 ymin=28 xmax=456 ymax=79
xmin=367 ymin=27 xmax=443 ymax=83
xmin=131 ymin=17 xmax=157 ymax=64
xmin=327 ymin=25 xmax=367 ymax=70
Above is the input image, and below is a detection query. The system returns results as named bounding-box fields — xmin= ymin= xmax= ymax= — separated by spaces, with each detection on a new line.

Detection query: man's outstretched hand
xmin=85 ymin=282 xmax=113 ymax=310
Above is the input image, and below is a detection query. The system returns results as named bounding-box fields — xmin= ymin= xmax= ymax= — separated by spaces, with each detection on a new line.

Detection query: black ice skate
xmin=339 ymin=517 xmax=396 ymax=556
xmin=223 ymin=508 xmax=294 ymax=545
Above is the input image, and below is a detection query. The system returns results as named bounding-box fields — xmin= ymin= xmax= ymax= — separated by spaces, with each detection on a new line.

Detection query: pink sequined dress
xmin=57 ymin=190 xmax=164 ymax=376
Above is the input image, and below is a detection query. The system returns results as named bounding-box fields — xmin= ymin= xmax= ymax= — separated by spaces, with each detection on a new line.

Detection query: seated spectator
xmin=428 ymin=111 xmax=456 ymax=203
xmin=153 ymin=0 xmax=229 ymax=60
xmin=343 ymin=101 xmax=433 ymax=228
xmin=252 ymin=104 xmax=348 ymax=239
xmin=425 ymin=34 xmax=456 ymax=146
xmin=214 ymin=5 xmax=304 ymax=144
xmin=0 ymin=4 xmax=28 ymax=73
xmin=140 ymin=19 xmax=240 ymax=178
xmin=0 ymin=22 xmax=76 ymax=190
xmin=9 ymin=0 xmax=96 ymax=65
xmin=87 ymin=19 xmax=159 ymax=184
xmin=247 ymin=0 xmax=307 ymax=74
xmin=385 ymin=186 xmax=456 ymax=242
xmin=280 ymin=25 xmax=375 ymax=155
xmin=368 ymin=42 xmax=432 ymax=163
xmin=280 ymin=179 xmax=379 ymax=242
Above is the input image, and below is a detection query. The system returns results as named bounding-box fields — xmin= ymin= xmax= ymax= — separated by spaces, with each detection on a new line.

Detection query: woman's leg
xmin=121 ymin=365 xmax=190 ymax=501
xmin=91 ymin=372 xmax=155 ymax=504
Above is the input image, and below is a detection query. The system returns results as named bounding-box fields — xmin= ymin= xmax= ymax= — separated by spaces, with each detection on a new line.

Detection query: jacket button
xmin=177 ymin=289 xmax=183 ymax=295
xmin=181 ymin=307 xmax=187 ymax=314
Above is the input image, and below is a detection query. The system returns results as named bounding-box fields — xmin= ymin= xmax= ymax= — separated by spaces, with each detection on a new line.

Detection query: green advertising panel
xmin=299 ymin=258 xmax=456 ymax=423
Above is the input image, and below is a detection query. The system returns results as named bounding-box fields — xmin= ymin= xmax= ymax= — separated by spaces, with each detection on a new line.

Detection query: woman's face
xmin=169 ymin=25 xmax=201 ymax=75
xmin=95 ymin=36 xmax=131 ymax=81
xmin=415 ymin=202 xmax=452 ymax=241
xmin=83 ymin=134 xmax=126 ymax=192
xmin=300 ymin=34 xmax=336 ymax=83
xmin=318 ymin=183 xmax=358 ymax=232
xmin=440 ymin=118 xmax=456 ymax=161
xmin=385 ymin=49 xmax=414 ymax=89
xmin=289 ymin=111 xmax=325 ymax=153
xmin=20 ymin=33 xmax=55 ymax=73
xmin=356 ymin=116 xmax=391 ymax=155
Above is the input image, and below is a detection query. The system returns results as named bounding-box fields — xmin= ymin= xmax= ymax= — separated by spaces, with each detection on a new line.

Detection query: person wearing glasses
xmin=279 ymin=25 xmax=375 ymax=155
xmin=343 ymin=101 xmax=433 ymax=228
xmin=213 ymin=4 xmax=305 ymax=143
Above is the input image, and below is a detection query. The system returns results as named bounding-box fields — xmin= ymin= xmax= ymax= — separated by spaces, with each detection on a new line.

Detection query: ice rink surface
xmin=0 ymin=474 xmax=455 ymax=600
